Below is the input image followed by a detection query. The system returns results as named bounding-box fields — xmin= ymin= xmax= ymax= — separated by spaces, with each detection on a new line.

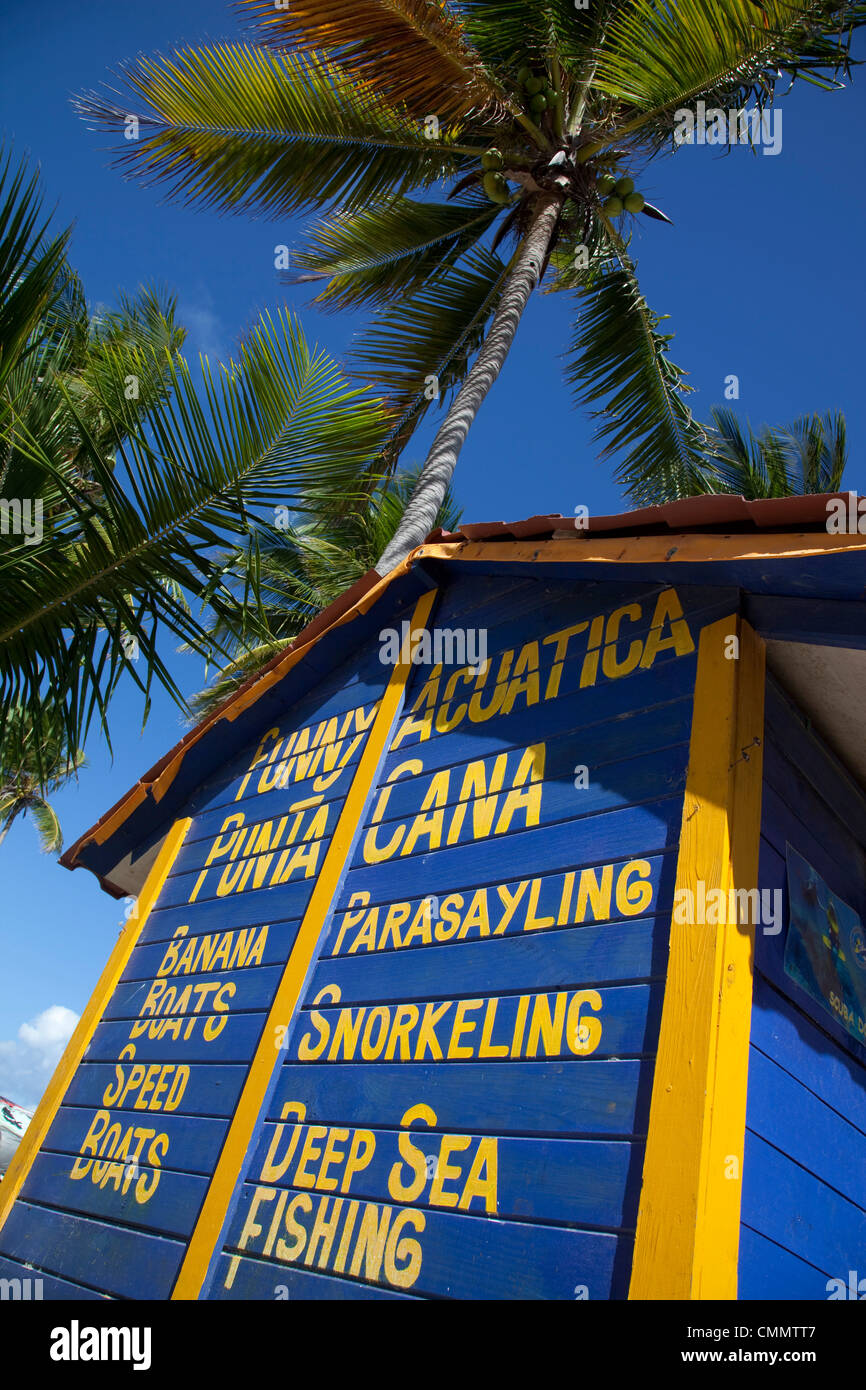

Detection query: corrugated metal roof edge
xmin=59 ymin=491 xmax=861 ymax=883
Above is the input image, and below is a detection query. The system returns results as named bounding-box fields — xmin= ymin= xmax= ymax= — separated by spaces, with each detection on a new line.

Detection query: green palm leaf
xmin=0 ymin=309 xmax=389 ymax=752
xmin=75 ymin=46 xmax=469 ymax=220
xmin=565 ymin=244 xmax=711 ymax=503
xmin=292 ymin=194 xmax=502 ymax=312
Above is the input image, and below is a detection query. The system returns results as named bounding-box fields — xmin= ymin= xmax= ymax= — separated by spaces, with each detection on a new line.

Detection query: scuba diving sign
xmin=784 ymin=844 xmax=866 ymax=1047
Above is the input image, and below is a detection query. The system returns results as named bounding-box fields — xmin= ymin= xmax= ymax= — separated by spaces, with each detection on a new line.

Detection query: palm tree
xmin=75 ymin=0 xmax=864 ymax=572
xmin=698 ymin=407 xmax=847 ymax=498
xmin=0 ymin=707 xmax=85 ymax=853
xmin=191 ymin=468 xmax=461 ymax=719
xmin=0 ymin=148 xmax=390 ymax=771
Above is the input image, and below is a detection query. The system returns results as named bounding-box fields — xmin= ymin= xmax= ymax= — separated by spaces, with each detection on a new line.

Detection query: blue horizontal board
xmin=764 ymin=676 xmax=866 ymax=848
xmin=141 ymin=881 xmax=311 ymax=944
xmin=184 ymin=744 xmax=363 ymax=851
xmin=63 ymin=1061 xmax=248 ymax=1118
xmin=157 ymin=857 xmax=320 ymax=912
xmin=0 ymin=1254 xmax=110 ymax=1300
xmin=210 ymin=1251 xmax=415 ymax=1299
xmin=43 ymin=1106 xmax=229 ymax=1176
xmin=390 ymin=637 xmax=699 ymax=758
xmin=323 ymin=854 xmax=677 ymax=955
xmin=290 ymin=982 xmax=661 ymax=1063
xmin=222 ymin=1182 xmax=624 ymax=1299
xmin=745 ymin=1047 xmax=866 ymax=1212
xmin=247 ymin=1120 xmax=637 ymax=1229
xmin=268 ymin=1060 xmax=649 ymax=1136
xmin=363 ymin=748 xmax=688 ymax=862
xmin=85 ymin=1011 xmax=266 ymax=1064
xmin=378 ymin=696 xmax=691 ymax=814
xmin=20 ymin=1152 xmax=208 ymax=1240
xmin=344 ymin=797 xmax=683 ymax=899
xmin=310 ymin=918 xmax=667 ymax=1006
xmin=741 ymin=1131 xmax=866 ymax=1277
xmin=738 ymin=1227 xmax=834 ymax=1301
xmin=172 ymin=802 xmax=341 ymax=880
xmin=124 ymin=918 xmax=301 ymax=983
xmin=106 ymin=963 xmax=285 ymax=1021
xmin=749 ymin=976 xmax=866 ymax=1141
xmin=0 ymin=1201 xmax=184 ymax=1300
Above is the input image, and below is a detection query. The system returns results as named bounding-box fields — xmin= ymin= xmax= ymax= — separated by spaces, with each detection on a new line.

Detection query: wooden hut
xmin=2 ymin=493 xmax=865 ymax=1301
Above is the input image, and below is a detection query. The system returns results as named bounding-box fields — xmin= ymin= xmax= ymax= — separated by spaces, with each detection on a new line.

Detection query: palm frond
xmin=75 ymin=46 xmax=470 ymax=220
xmin=292 ymin=194 xmax=503 ymax=312
xmin=351 ymin=246 xmax=513 ymax=442
xmin=0 ymin=310 xmax=389 ymax=753
xmin=0 ymin=148 xmax=71 ymax=401
xmin=565 ymin=243 xmax=711 ymax=503
xmin=238 ymin=0 xmax=501 ymax=120
xmin=592 ymin=0 xmax=866 ymax=149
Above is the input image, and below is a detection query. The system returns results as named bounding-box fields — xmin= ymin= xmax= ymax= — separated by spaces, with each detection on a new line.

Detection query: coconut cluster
xmin=480 ymin=147 xmax=509 ymax=203
xmin=597 ymin=175 xmax=645 ymax=218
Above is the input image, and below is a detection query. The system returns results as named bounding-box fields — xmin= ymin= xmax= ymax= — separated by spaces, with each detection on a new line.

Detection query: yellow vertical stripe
xmin=171 ymin=588 xmax=437 ymax=1300
xmin=629 ymin=615 xmax=765 ymax=1300
xmin=0 ymin=816 xmax=192 ymax=1234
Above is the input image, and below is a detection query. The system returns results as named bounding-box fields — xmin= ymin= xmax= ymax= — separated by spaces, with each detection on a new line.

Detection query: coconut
xmin=597 ymin=174 xmax=616 ymax=195
xmin=530 ymin=92 xmax=549 ymax=112
xmin=517 ymin=66 xmax=532 ymax=86
xmin=481 ymin=148 xmax=504 ymax=171
xmin=614 ymin=176 xmax=634 ymax=197
xmin=624 ymin=191 xmax=645 ymax=214
xmin=482 ymin=171 xmax=510 ymax=204
xmin=525 ymin=75 xmax=545 ymax=95
xmin=603 ymin=195 xmax=624 ymax=217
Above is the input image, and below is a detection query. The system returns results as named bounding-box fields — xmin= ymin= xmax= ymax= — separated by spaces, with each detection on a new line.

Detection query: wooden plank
xmin=247 ymin=1122 xmax=638 ymax=1229
xmin=310 ymin=917 xmax=667 ymax=1004
xmin=0 ymin=1202 xmax=184 ymax=1300
xmin=19 ymin=1153 xmax=209 ymax=1239
xmin=287 ymin=983 xmax=662 ymax=1063
xmin=744 ymin=1047 xmax=866 ymax=1212
xmin=0 ymin=1254 xmax=111 ymax=1300
xmin=343 ymin=798 xmax=683 ymax=908
xmin=0 ymin=817 xmax=192 ymax=1234
xmin=741 ymin=1131 xmax=866 ymax=1276
xmin=221 ymin=1183 xmax=624 ymax=1300
xmin=750 ymin=975 xmax=866 ymax=1139
xmin=268 ymin=1060 xmax=649 ymax=1136
xmin=321 ymin=854 xmax=678 ymax=958
xmin=105 ymin=963 xmax=285 ymax=1020
xmin=210 ymin=1251 xmax=415 ymax=1299
xmin=124 ymin=918 xmax=302 ymax=984
xmin=738 ymin=1227 xmax=833 ymax=1301
xmin=85 ymin=1013 xmax=267 ymax=1064
xmin=43 ymin=1106 xmax=229 ymax=1175
xmin=141 ymin=882 xmax=310 ymax=943
xmin=629 ymin=615 xmax=765 ymax=1300
xmin=64 ymin=1062 xmax=248 ymax=1119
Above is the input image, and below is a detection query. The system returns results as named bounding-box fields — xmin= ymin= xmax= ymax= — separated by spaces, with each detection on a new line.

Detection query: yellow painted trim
xmin=629 ymin=615 xmax=766 ymax=1300
xmin=414 ymin=531 xmax=866 ymax=568
xmin=0 ymin=816 xmax=192 ymax=1233
xmin=171 ymin=588 xmax=438 ymax=1300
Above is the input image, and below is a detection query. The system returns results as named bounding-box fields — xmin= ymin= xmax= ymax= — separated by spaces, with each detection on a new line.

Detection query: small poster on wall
xmin=784 ymin=843 xmax=866 ymax=1047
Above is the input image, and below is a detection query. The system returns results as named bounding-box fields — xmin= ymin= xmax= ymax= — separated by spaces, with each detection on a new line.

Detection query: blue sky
xmin=1 ymin=0 xmax=864 ymax=1105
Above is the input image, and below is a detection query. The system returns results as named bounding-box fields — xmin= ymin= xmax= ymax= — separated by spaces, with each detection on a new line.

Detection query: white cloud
xmin=0 ymin=1005 xmax=79 ymax=1109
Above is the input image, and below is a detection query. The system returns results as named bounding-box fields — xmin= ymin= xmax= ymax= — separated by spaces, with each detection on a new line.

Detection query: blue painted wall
xmin=739 ymin=677 xmax=866 ymax=1300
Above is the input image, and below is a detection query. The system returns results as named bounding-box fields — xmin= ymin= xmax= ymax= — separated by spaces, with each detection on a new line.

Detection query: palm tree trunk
xmin=376 ymin=192 xmax=563 ymax=575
